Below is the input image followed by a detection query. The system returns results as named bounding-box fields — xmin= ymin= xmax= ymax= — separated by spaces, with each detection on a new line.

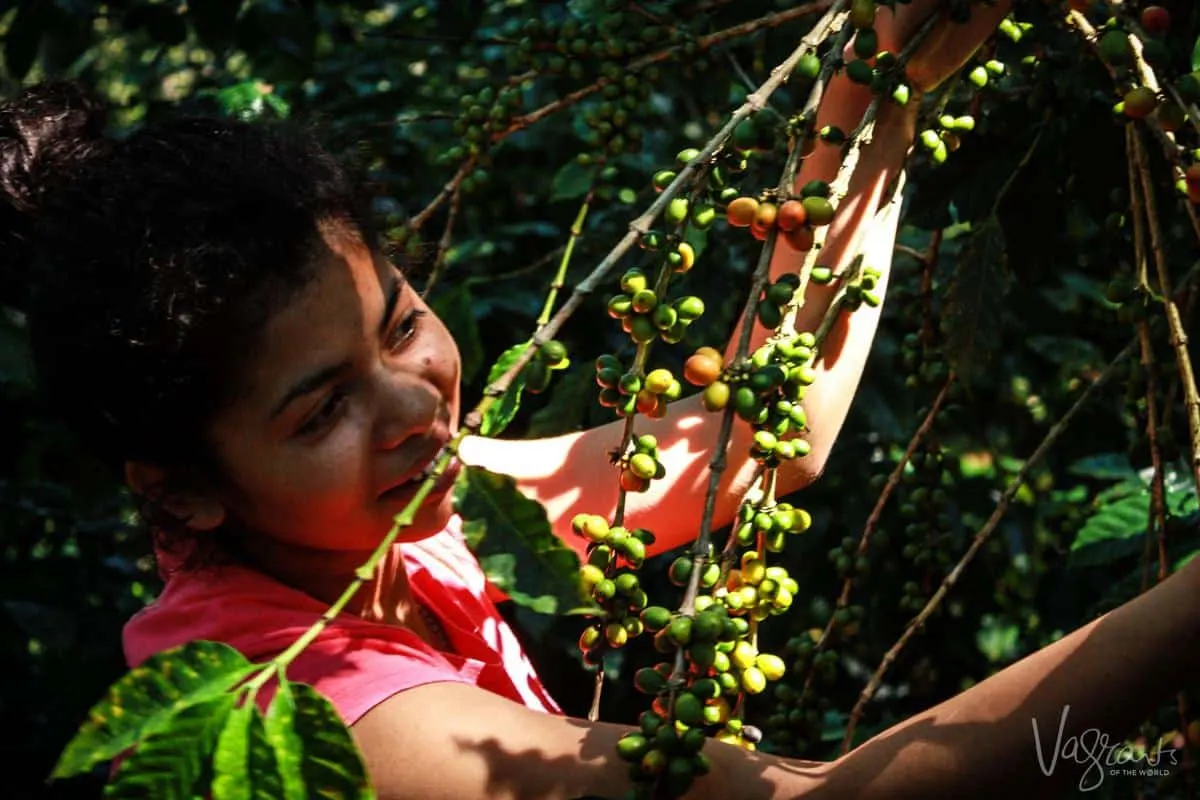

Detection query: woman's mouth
xmin=379 ymin=455 xmax=462 ymax=504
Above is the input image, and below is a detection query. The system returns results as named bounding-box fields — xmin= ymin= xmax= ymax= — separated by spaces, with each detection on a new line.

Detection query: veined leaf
xmin=104 ymin=695 xmax=235 ymax=800
xmin=212 ymin=702 xmax=283 ymax=800
xmin=941 ymin=215 xmax=1011 ymax=385
xmin=550 ymin=159 xmax=593 ymax=202
xmin=1069 ymin=492 xmax=1149 ymax=568
xmin=52 ymin=641 xmax=256 ymax=779
xmin=454 ymin=466 xmax=584 ymax=614
xmin=1067 ymin=453 xmax=1137 ymax=481
xmin=480 ymin=341 xmax=531 ymax=436
xmin=263 ymin=678 xmax=306 ymax=800
xmin=286 ymin=683 xmax=373 ymax=800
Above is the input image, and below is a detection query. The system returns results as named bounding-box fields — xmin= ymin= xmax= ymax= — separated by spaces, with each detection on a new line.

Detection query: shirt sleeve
xmin=264 ymin=628 xmax=481 ymax=726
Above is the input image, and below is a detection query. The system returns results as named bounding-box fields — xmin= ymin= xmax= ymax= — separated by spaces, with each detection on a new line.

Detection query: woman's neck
xmin=223 ymin=529 xmax=416 ymax=624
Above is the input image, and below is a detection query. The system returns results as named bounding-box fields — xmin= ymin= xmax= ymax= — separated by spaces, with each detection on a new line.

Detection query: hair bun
xmin=1 ymin=80 xmax=108 ymax=307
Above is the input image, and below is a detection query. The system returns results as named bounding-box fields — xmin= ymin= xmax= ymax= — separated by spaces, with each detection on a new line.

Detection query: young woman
xmin=5 ymin=2 xmax=1200 ymax=798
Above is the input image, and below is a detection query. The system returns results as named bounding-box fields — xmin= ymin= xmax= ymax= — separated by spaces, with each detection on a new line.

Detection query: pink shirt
xmin=122 ymin=515 xmax=562 ymax=725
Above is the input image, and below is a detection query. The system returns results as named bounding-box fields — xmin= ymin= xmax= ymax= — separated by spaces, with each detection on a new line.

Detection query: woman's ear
xmin=124 ymin=461 xmax=227 ymax=532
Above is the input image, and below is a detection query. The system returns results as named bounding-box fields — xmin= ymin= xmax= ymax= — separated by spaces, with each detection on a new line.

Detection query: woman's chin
xmin=379 ymin=489 xmax=455 ymax=543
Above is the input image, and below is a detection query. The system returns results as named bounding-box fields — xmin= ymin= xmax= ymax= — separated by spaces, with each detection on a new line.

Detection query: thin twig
xmin=407 ymin=1 xmax=834 ymax=229
xmin=840 ymin=332 xmax=1141 ymax=753
xmin=801 ymin=372 xmax=954 ymax=702
xmin=421 ymin=188 xmax=462 ymax=298
xmin=1131 ymin=129 xmax=1200 ymax=499
xmin=408 ymin=157 xmax=477 ymax=232
xmin=495 ymin=1 xmax=834 ymax=143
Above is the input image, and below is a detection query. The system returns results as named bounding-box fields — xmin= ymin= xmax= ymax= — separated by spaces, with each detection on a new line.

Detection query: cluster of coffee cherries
xmin=523 ymin=339 xmax=571 ymax=394
xmin=573 ymin=514 xmax=654 ymax=666
xmin=617 ymin=594 xmax=792 ymax=796
xmin=722 ymin=179 xmax=836 ymax=252
xmin=685 ymin=333 xmax=818 ymax=466
xmin=595 ymin=355 xmax=686 ymax=420
xmin=618 ymin=433 xmax=669 ymax=492
xmin=606 ymin=267 xmax=708 ymax=349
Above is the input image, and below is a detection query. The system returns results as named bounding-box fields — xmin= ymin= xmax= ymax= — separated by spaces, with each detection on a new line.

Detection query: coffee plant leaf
xmin=480 ymin=341 xmax=531 ymax=436
xmin=429 ymin=282 xmax=485 ymax=385
xmin=284 ymin=681 xmax=372 ymax=800
xmin=1069 ymin=492 xmax=1149 ymax=568
xmin=478 ymin=553 xmax=559 ymax=614
xmin=551 ymin=160 xmax=593 ymax=202
xmin=212 ymin=701 xmax=283 ymax=800
xmin=454 ymin=466 xmax=586 ymax=615
xmin=103 ymin=694 xmax=236 ymax=799
xmin=262 ymin=677 xmax=306 ymax=800
xmin=941 ymin=215 xmax=1011 ymax=385
xmin=52 ymin=640 xmax=256 ymax=779
xmin=1067 ymin=453 xmax=1137 ymax=481
xmin=1192 ymin=35 xmax=1200 ymax=72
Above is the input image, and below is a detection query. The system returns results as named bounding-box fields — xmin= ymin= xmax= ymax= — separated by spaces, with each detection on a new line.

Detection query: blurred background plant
xmin=3 ymin=1 xmax=1200 ymax=797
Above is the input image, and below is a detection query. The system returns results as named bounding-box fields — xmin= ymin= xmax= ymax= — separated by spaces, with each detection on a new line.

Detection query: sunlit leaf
xmin=52 ymin=641 xmax=256 ymax=779
xmin=479 ymin=341 xmax=531 ymax=436
xmin=104 ymin=695 xmax=235 ymax=800
xmin=212 ymin=701 xmax=283 ymax=800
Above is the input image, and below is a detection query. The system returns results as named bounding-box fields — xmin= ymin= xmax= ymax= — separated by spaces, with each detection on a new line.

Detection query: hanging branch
xmin=1127 ymin=118 xmax=1195 ymax=784
xmin=1126 ymin=127 xmax=1169 ymax=588
xmin=801 ymin=372 xmax=954 ymax=702
xmin=1130 ymin=129 xmax=1200 ymax=499
xmin=840 ymin=331 xmax=1142 ymax=752
xmin=420 ymin=188 xmax=463 ymax=298
xmin=674 ymin=3 xmax=853 ymax=627
xmin=408 ymin=157 xmax=477 ymax=233
xmin=408 ymin=1 xmax=835 ymax=231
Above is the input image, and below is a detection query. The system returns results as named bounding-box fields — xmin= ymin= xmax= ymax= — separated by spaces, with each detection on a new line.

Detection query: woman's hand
xmin=888 ymin=0 xmax=1015 ymax=93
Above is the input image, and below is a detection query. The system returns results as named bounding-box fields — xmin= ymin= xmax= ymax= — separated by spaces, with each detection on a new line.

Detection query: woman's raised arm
xmin=460 ymin=1 xmax=1012 ymax=557
xmin=351 ymin=552 xmax=1200 ymax=799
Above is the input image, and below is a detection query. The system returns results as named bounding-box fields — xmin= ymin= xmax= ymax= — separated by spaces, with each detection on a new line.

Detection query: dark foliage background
xmin=2 ymin=1 xmax=1199 ymax=797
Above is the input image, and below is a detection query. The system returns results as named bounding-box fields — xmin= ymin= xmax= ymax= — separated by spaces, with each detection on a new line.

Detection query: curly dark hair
xmin=1 ymin=80 xmax=384 ymax=572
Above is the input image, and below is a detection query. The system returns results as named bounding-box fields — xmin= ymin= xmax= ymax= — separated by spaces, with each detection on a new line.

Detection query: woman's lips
xmin=378 ymin=456 xmax=461 ymax=503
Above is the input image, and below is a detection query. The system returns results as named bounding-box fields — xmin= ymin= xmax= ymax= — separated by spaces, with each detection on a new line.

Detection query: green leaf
xmin=263 ymin=679 xmax=306 ymax=800
xmin=211 ymin=81 xmax=289 ymax=122
xmin=212 ymin=702 xmax=283 ymax=800
xmin=1067 ymin=453 xmax=1136 ymax=481
xmin=480 ymin=341 xmax=531 ymax=437
xmin=52 ymin=641 xmax=256 ymax=779
xmin=478 ymin=553 xmax=559 ymax=613
xmin=550 ymin=160 xmax=593 ymax=202
xmin=104 ymin=695 xmax=235 ymax=799
xmin=429 ymin=282 xmax=485 ymax=385
xmin=454 ymin=466 xmax=584 ymax=614
xmin=1192 ymin=36 xmax=1200 ymax=72
xmin=1069 ymin=492 xmax=1149 ymax=568
xmin=287 ymin=683 xmax=373 ymax=799
xmin=941 ymin=215 xmax=1011 ymax=385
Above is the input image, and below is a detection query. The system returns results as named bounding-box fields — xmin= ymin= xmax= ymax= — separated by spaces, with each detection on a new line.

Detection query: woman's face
xmin=203 ymin=226 xmax=463 ymax=553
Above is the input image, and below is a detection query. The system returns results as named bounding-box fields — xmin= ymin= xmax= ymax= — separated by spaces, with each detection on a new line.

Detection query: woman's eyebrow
xmin=270 ymin=360 xmax=351 ymax=420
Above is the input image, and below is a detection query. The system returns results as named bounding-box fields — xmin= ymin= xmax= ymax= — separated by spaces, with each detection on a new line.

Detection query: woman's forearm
xmin=819 ymin=554 xmax=1200 ymax=799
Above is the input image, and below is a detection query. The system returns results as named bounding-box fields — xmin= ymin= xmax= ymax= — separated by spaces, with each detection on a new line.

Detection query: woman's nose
xmin=371 ymin=367 xmax=441 ymax=451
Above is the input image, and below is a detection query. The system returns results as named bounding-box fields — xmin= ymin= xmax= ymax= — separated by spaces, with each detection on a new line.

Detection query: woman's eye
xmin=387 ymin=309 xmax=427 ymax=351
xmin=297 ymin=389 xmax=347 ymax=436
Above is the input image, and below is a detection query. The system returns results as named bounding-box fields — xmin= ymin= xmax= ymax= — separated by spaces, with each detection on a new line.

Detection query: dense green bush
xmin=3 ymin=1 xmax=1200 ymax=797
